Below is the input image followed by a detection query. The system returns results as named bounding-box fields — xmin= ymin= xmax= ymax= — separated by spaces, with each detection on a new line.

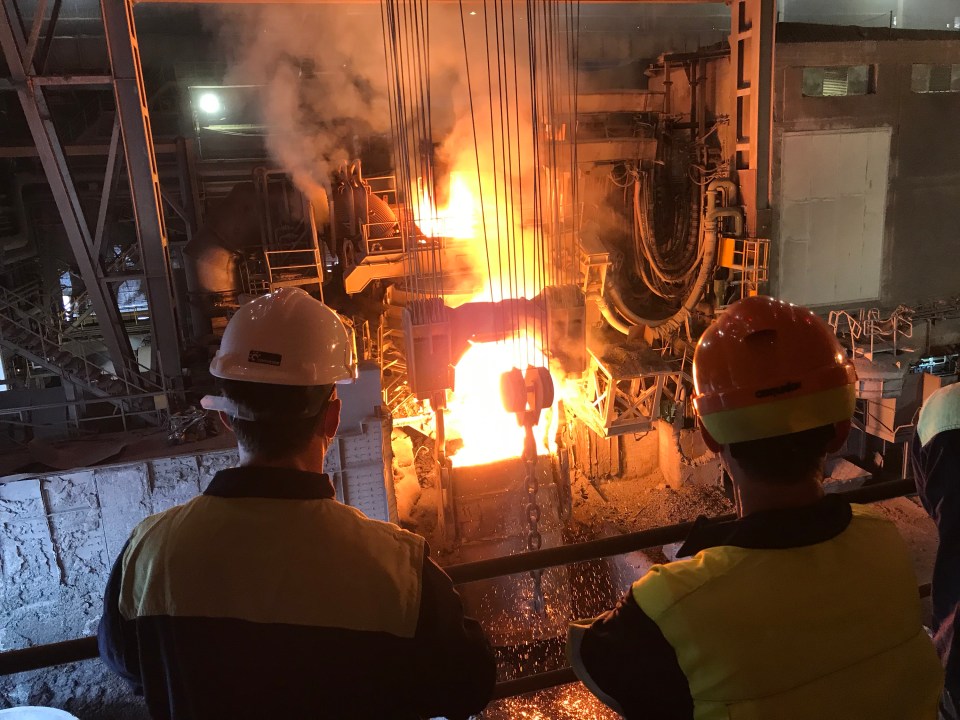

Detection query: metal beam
xmin=0 ymin=1 xmax=137 ymax=380
xmin=32 ymin=74 xmax=113 ymax=86
xmin=36 ymin=0 xmax=61 ymax=74
xmin=92 ymin=115 xmax=122 ymax=258
xmin=0 ymin=75 xmax=112 ymax=90
xmin=0 ymin=142 xmax=177 ymax=157
xmin=730 ymin=0 xmax=776 ymax=238
xmin=22 ymin=0 xmax=46 ymax=72
xmin=101 ymin=0 xmax=182 ymax=382
xmin=135 ymin=0 xmax=721 ymax=3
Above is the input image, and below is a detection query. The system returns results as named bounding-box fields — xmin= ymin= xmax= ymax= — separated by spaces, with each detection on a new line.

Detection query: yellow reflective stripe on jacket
xmin=632 ymin=504 xmax=943 ymax=720
xmin=119 ymin=495 xmax=425 ymax=639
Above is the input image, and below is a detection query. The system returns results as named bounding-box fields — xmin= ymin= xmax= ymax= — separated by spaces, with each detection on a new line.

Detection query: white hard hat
xmin=208 ymin=288 xmax=356 ymax=386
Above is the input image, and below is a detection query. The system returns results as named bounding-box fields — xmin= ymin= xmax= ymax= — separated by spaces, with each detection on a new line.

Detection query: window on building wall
xmin=911 ymin=64 xmax=960 ymax=93
xmin=801 ymin=65 xmax=874 ymax=97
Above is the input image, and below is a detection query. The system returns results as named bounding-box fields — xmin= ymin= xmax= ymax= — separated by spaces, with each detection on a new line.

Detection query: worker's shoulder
xmin=127 ymin=498 xmax=195 ymax=543
xmin=849 ymin=502 xmax=893 ymax=523
xmin=632 ymin=545 xmax=749 ymax=603
xmin=918 ymin=381 xmax=960 ymax=445
xmin=329 ymin=500 xmax=426 ymax=549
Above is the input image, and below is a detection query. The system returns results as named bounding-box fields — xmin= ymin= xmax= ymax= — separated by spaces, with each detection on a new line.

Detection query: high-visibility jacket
xmin=570 ymin=496 xmax=943 ymax=720
xmin=632 ymin=503 xmax=942 ymax=720
xmin=99 ymin=466 xmax=496 ymax=720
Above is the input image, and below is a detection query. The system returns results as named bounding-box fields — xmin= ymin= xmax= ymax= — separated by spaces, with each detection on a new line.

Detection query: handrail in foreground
xmin=0 ymin=478 xmax=925 ymax=697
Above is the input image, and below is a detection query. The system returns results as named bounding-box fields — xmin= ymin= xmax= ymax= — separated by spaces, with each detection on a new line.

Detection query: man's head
xmin=692 ymin=296 xmax=857 ymax=491
xmin=219 ymin=380 xmax=340 ymax=462
xmin=201 ymin=288 xmax=355 ymax=468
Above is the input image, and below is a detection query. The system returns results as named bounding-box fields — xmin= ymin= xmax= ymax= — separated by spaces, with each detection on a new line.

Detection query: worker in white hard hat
xmin=98 ymin=288 xmax=496 ymax=720
xmin=912 ymin=381 xmax=960 ymax=720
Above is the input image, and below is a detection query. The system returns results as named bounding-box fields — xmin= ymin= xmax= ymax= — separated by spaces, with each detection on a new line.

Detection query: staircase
xmin=242 ymin=169 xmax=326 ymax=295
xmin=0 ymin=285 xmax=165 ymax=419
xmin=379 ymin=303 xmax=421 ymax=421
xmin=62 ymin=245 xmax=143 ymax=337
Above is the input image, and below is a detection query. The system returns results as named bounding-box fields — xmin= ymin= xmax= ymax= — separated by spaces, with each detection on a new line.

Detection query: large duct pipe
xmin=594 ymin=293 xmax=632 ymax=335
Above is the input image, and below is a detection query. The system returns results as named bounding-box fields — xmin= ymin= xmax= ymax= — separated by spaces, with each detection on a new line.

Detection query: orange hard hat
xmin=692 ymin=296 xmax=857 ymax=445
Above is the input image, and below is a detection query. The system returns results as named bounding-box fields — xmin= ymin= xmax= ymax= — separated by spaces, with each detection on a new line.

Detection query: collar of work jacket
xmin=204 ymin=466 xmax=337 ymax=500
xmin=677 ymin=493 xmax=853 ymax=558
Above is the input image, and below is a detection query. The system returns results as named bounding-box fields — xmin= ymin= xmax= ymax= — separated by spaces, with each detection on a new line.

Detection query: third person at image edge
xmin=97 ymin=287 xmax=497 ymax=720
xmin=912 ymin=380 xmax=960 ymax=720
xmin=569 ymin=294 xmax=944 ymax=720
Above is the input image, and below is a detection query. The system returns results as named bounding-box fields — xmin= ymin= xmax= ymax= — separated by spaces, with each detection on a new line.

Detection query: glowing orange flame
xmin=446 ymin=340 xmax=557 ymax=467
xmin=415 ymin=173 xmax=480 ymax=240
xmin=414 ymin=173 xmax=558 ymax=467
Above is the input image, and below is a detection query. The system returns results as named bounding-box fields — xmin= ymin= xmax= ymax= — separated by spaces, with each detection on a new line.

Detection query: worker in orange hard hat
xmin=569 ymin=295 xmax=943 ymax=720
xmin=99 ymin=288 xmax=495 ymax=720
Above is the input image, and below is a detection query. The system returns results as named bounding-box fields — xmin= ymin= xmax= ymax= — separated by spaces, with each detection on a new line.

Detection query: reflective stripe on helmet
xmin=697 ymin=384 xmax=856 ymax=445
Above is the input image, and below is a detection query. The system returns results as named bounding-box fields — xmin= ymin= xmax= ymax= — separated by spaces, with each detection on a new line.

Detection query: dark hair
xmin=220 ymin=380 xmax=333 ymax=460
xmin=728 ymin=424 xmax=836 ymax=485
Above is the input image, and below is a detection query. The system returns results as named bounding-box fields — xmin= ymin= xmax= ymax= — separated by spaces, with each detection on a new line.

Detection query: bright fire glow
xmin=414 ymin=172 xmax=559 ymax=467
xmin=415 ymin=172 xmax=480 ymax=240
xmin=446 ymin=340 xmax=556 ymax=468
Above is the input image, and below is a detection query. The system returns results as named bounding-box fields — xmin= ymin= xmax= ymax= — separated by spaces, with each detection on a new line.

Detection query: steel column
xmin=730 ymin=0 xmax=775 ymax=238
xmin=101 ymin=0 xmax=182 ymax=383
xmin=0 ymin=1 xmax=137 ymax=379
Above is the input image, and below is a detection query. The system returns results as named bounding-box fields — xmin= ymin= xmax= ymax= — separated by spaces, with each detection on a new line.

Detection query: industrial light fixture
xmin=197 ymin=92 xmax=222 ymax=115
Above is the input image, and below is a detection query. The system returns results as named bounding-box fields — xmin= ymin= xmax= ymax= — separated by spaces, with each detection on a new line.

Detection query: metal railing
xmin=0 ymin=284 xmax=166 ymax=398
xmin=0 ymin=478 xmax=926 ymax=701
xmin=0 ymin=392 xmax=169 ymax=433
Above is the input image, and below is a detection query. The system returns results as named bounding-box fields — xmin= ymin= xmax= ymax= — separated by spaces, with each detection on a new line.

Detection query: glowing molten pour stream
xmin=414 ymin=174 xmax=558 ymax=468
xmin=447 ymin=341 xmax=555 ymax=468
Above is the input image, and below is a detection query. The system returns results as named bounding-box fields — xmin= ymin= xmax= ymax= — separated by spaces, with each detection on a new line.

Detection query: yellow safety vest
xmin=632 ymin=504 xmax=943 ymax=720
xmin=119 ymin=493 xmax=425 ymax=638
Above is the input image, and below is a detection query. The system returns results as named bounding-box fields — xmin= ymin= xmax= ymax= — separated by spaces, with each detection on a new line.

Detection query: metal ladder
xmin=0 ymin=286 xmax=165 ymax=420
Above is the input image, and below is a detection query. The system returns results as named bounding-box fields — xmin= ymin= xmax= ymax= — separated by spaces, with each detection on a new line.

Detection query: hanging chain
xmin=524 ymin=433 xmax=545 ymax=614
xmin=525 ymin=457 xmax=542 ymax=552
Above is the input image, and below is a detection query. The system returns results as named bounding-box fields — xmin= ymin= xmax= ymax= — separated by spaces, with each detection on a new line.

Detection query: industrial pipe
xmin=679 ymin=187 xmax=743 ymax=314
xmin=593 ymin=293 xmax=632 ymax=335
xmin=706 ymin=178 xmax=738 ymax=207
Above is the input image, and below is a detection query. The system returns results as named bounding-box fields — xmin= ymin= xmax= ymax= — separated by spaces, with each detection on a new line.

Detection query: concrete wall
xmin=779 ymin=0 xmax=960 ymax=30
xmin=0 ymin=448 xmax=237 ymax=717
xmin=772 ymin=37 xmax=960 ymax=307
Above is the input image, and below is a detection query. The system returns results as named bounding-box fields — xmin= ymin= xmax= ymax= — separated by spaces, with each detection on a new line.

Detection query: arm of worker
xmin=409 ymin=553 xmax=497 ymax=720
xmin=568 ymin=591 xmax=693 ymax=720
xmin=97 ymin=542 xmax=144 ymax=694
